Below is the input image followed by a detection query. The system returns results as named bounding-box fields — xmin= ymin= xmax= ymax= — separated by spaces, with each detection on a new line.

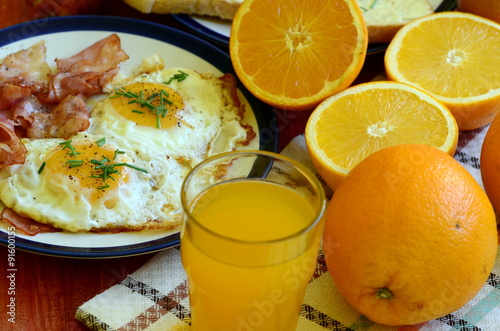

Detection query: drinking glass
xmin=181 ymin=150 xmax=326 ymax=330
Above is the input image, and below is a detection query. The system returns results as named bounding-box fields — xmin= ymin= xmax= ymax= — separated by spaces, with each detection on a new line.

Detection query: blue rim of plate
xmin=172 ymin=0 xmax=458 ymax=52
xmin=0 ymin=15 xmax=279 ymax=259
xmin=172 ymin=14 xmax=231 ymax=47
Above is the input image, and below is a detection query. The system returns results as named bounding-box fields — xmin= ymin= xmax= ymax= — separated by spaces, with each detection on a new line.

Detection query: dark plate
xmin=0 ymin=15 xmax=278 ymax=258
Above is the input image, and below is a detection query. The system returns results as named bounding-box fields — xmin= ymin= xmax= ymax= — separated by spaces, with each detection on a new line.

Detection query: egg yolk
xmin=44 ymin=139 xmax=131 ymax=203
xmin=110 ymin=82 xmax=185 ymax=129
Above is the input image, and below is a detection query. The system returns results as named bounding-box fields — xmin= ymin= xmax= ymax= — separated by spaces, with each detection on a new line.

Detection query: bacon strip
xmin=56 ymin=33 xmax=128 ymax=73
xmin=1 ymin=207 xmax=60 ymax=236
xmin=0 ymin=84 xmax=32 ymax=110
xmin=27 ymin=94 xmax=90 ymax=139
xmin=42 ymin=33 xmax=129 ymax=103
xmin=43 ymin=72 xmax=100 ymax=103
xmin=0 ymin=114 xmax=27 ymax=167
xmin=9 ymin=95 xmax=50 ymax=130
xmin=0 ymin=34 xmax=128 ymax=168
xmin=0 ymin=40 xmax=51 ymax=92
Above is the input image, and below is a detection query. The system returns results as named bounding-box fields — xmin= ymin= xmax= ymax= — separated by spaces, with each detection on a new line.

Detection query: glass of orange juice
xmin=180 ymin=150 xmax=326 ymax=330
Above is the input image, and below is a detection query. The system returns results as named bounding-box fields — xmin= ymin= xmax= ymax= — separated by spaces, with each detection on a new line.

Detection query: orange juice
xmin=181 ymin=179 xmax=323 ymax=330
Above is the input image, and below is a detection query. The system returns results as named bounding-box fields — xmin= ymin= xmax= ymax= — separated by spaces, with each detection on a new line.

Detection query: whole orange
xmin=458 ymin=0 xmax=500 ymax=24
xmin=323 ymin=144 xmax=497 ymax=326
xmin=481 ymin=113 xmax=500 ymax=216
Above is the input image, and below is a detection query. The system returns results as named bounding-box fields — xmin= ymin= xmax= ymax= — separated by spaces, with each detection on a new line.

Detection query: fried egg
xmin=90 ymin=67 xmax=251 ymax=167
xmin=0 ymin=56 xmax=256 ymax=233
xmin=0 ymin=135 xmax=187 ymax=232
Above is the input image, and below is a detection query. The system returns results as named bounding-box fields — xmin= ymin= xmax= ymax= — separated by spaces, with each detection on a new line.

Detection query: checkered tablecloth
xmin=76 ymin=127 xmax=500 ymax=330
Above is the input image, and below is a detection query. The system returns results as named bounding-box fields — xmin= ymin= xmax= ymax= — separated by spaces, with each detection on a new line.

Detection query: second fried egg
xmin=0 ymin=135 xmax=187 ymax=232
xmin=90 ymin=67 xmax=252 ymax=167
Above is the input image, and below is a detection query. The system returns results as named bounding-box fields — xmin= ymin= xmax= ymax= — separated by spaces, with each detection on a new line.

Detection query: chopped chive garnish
xmin=38 ymin=161 xmax=46 ymax=174
xmin=113 ymin=88 xmax=139 ymax=99
xmin=113 ymin=149 xmax=126 ymax=160
xmin=144 ymin=102 xmax=155 ymax=110
xmin=112 ymin=83 xmax=183 ymax=129
xmin=95 ymin=137 xmax=106 ymax=146
xmin=91 ymin=156 xmax=110 ymax=166
xmin=148 ymin=93 xmax=160 ymax=101
xmin=164 ymin=70 xmax=189 ymax=84
xmin=37 ymin=145 xmax=149 ymax=191
xmin=89 ymin=153 xmax=149 ymax=191
xmin=66 ymin=160 xmax=84 ymax=167
xmin=112 ymin=163 xmax=149 ymax=173
xmin=59 ymin=140 xmax=80 ymax=156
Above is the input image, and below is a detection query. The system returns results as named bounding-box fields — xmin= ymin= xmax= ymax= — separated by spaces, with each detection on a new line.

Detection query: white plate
xmin=0 ymin=15 xmax=278 ymax=258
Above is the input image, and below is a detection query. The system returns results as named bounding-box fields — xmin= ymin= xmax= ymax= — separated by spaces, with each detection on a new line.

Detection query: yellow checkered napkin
xmin=76 ymin=127 xmax=500 ymax=330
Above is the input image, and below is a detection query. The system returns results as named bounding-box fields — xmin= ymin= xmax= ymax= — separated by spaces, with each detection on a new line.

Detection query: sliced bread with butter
xmin=123 ymin=0 xmax=242 ymax=20
xmin=356 ymin=0 xmax=435 ymax=43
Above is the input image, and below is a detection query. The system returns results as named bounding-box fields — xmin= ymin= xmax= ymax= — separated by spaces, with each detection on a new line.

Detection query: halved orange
xmin=305 ymin=81 xmax=458 ymax=190
xmin=229 ymin=0 xmax=368 ymax=111
xmin=385 ymin=11 xmax=500 ymax=130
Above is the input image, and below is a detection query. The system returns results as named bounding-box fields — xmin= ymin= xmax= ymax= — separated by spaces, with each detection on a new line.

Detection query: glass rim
xmin=180 ymin=149 xmax=327 ymax=245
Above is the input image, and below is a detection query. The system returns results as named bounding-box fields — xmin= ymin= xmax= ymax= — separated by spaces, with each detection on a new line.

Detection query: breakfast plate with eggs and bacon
xmin=0 ymin=15 xmax=277 ymax=258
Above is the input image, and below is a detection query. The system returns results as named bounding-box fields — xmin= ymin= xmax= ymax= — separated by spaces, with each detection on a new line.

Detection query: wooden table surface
xmin=0 ymin=1 xmax=384 ymax=330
